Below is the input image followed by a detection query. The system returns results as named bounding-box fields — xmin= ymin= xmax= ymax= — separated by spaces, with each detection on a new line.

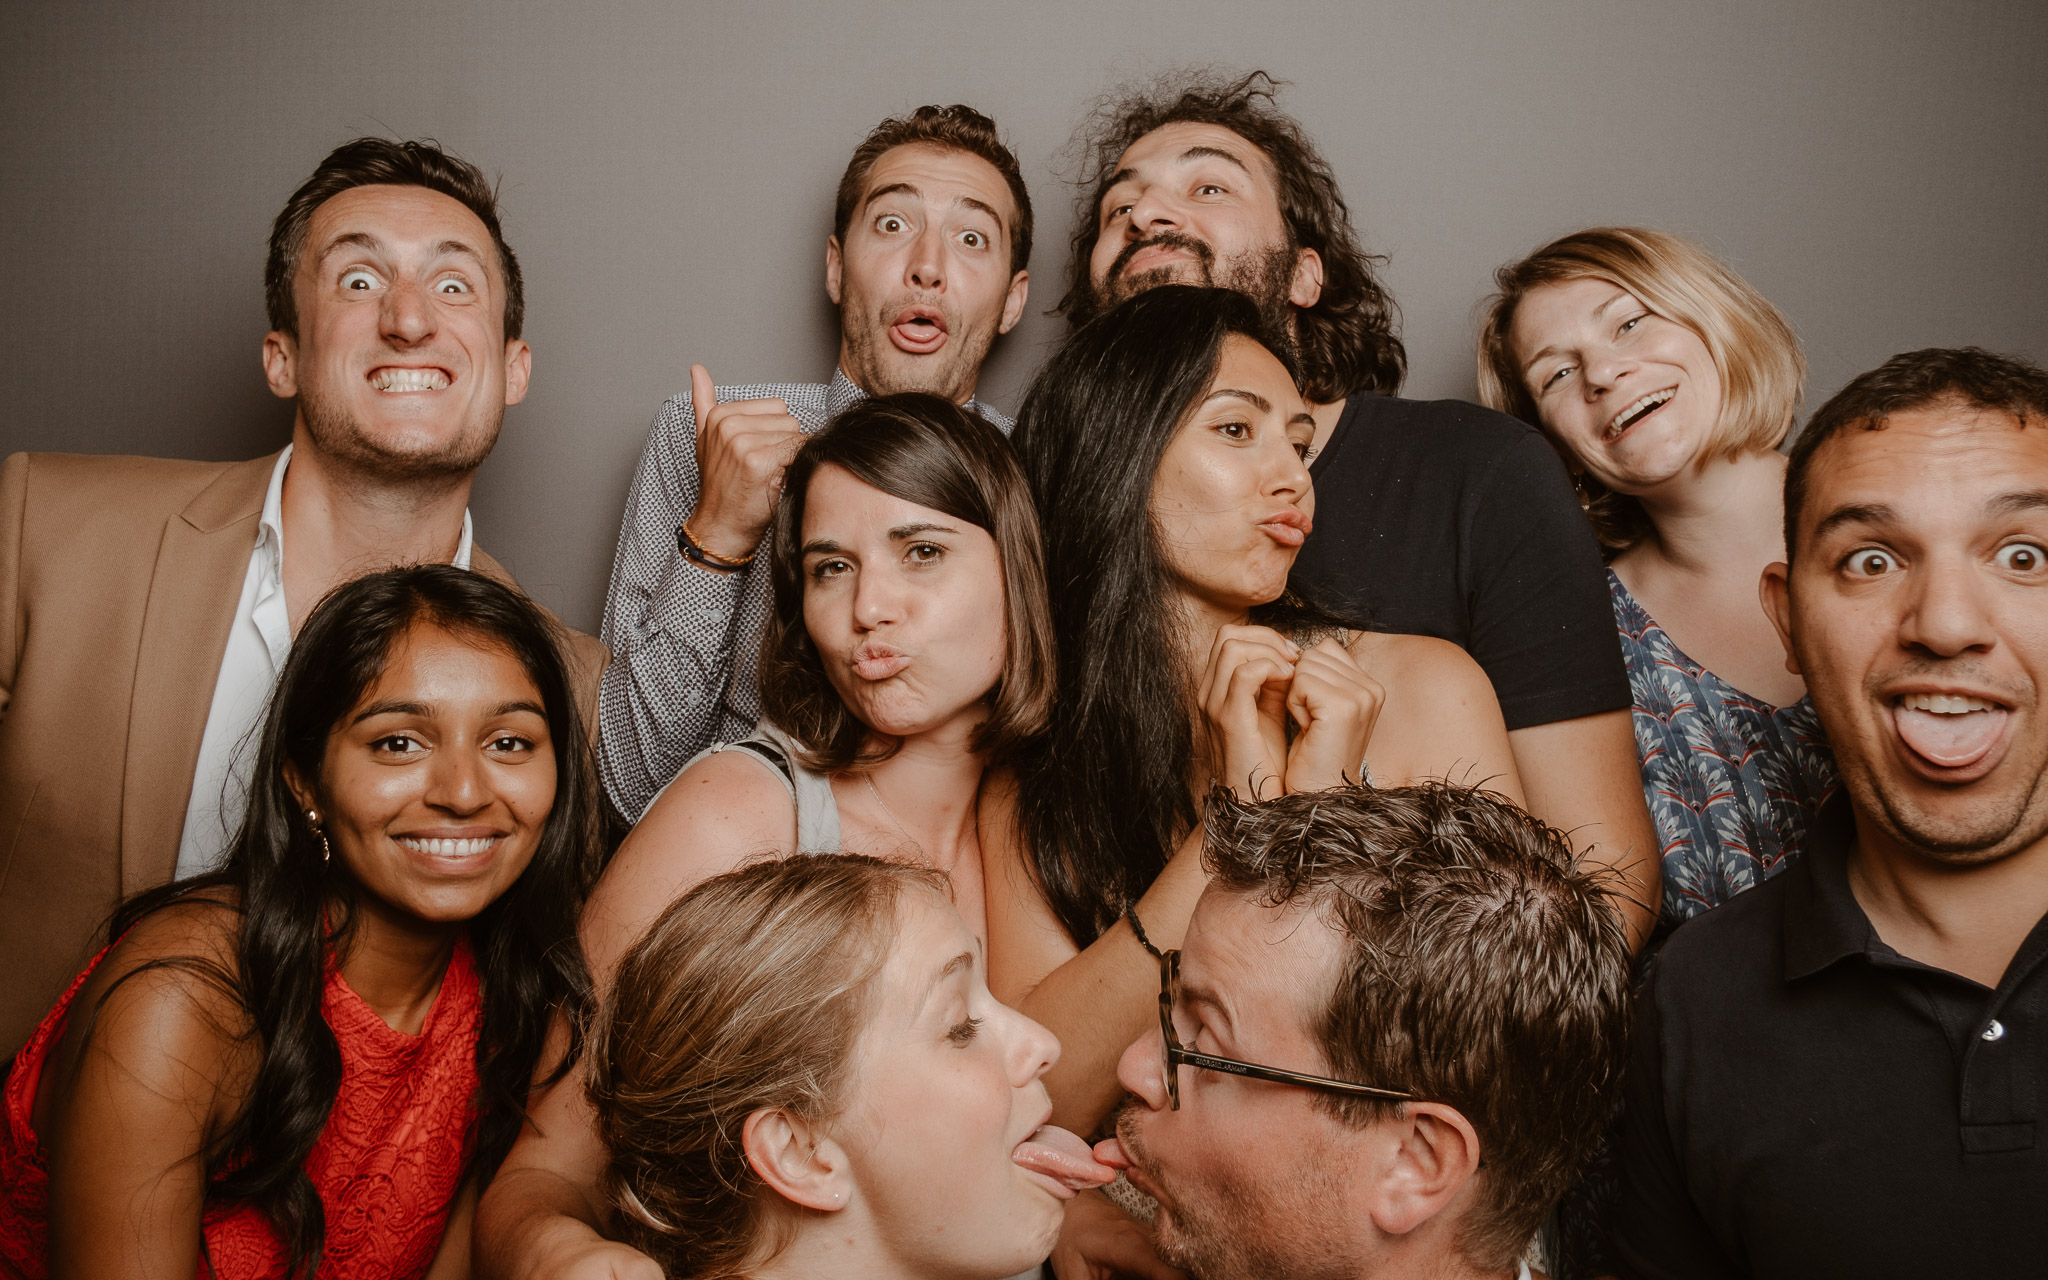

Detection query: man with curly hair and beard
xmin=1054 ymin=72 xmax=1657 ymax=951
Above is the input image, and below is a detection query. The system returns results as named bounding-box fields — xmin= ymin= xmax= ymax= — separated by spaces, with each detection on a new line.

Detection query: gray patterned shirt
xmin=597 ymin=370 xmax=1012 ymax=819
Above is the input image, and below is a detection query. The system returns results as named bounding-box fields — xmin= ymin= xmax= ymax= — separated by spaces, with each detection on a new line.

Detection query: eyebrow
xmin=1105 ymin=143 xmax=1255 ymax=195
xmin=1989 ymin=490 xmax=2048 ymax=518
xmin=351 ymin=698 xmax=431 ymax=725
xmin=1809 ymin=502 xmax=1899 ymax=544
xmin=916 ymin=949 xmax=979 ymax=1016
xmin=864 ymin=182 xmax=1006 ymax=232
xmin=1206 ymin=387 xmax=1273 ymax=413
xmin=315 ymin=232 xmax=488 ymax=273
xmin=1178 ymin=976 xmax=1237 ymax=1038
xmin=491 ymin=699 xmax=547 ymax=719
xmin=1518 ymin=286 xmax=1632 ymax=375
xmin=890 ymin=521 xmax=957 ymax=540
xmin=801 ymin=538 xmax=843 ymax=557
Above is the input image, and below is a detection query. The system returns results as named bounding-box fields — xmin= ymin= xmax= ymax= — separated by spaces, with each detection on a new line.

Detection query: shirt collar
xmin=828 ymin=366 xmax=998 ymax=424
xmin=1782 ymin=791 xmax=1887 ymax=981
xmin=264 ymin=443 xmax=474 ymax=572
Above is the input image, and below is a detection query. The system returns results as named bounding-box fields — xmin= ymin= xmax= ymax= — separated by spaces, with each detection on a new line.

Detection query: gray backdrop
xmin=4 ymin=0 xmax=2044 ymax=632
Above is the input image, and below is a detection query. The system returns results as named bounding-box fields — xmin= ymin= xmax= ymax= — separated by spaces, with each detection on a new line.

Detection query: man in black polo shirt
xmin=1057 ymin=70 xmax=1658 ymax=947
xmin=1615 ymin=347 xmax=2048 ymax=1277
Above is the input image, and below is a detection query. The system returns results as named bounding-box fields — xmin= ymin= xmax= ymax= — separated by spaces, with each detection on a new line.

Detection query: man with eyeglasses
xmin=1062 ymin=783 xmax=1632 ymax=1280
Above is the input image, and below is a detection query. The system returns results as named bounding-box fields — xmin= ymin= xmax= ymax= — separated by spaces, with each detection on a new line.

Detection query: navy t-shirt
xmin=1289 ymin=390 xmax=1629 ymax=731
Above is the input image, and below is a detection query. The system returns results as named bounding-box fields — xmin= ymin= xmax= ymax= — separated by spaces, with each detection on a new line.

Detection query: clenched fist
xmin=684 ymin=363 xmax=807 ymax=563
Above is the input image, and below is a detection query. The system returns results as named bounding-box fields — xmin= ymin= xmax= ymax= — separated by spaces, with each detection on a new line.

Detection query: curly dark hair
xmin=1785 ymin=347 xmax=2048 ymax=559
xmin=1057 ymin=70 xmax=1404 ymax=402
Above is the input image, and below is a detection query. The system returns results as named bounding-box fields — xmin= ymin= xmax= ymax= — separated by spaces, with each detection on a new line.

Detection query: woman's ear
xmin=1364 ymin=1101 xmax=1483 ymax=1238
xmin=742 ymin=1106 xmax=854 ymax=1213
xmin=282 ymin=759 xmax=320 ymax=818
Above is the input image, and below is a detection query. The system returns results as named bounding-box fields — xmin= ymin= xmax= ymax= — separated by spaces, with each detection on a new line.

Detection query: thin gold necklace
xmin=863 ymin=771 xmax=921 ymax=852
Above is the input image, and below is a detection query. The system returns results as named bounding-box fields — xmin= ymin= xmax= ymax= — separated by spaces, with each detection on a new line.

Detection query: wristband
xmin=1125 ymin=903 xmax=1163 ymax=958
xmin=678 ymin=518 xmax=754 ymax=570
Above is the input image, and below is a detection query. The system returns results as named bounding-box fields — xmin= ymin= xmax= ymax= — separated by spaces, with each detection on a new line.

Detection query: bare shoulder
xmin=1345 ymin=630 xmax=1493 ymax=693
xmin=43 ymin=894 xmax=256 ymax=1120
xmin=584 ymin=749 xmax=798 ymax=980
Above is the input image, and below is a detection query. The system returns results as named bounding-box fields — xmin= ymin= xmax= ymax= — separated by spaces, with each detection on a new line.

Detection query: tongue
xmin=1012 ymin=1124 xmax=1117 ymax=1190
xmin=890 ymin=321 xmax=946 ymax=354
xmin=1895 ymin=706 xmax=2007 ymax=768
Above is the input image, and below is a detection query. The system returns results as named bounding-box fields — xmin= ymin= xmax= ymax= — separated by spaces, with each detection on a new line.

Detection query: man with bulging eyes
xmin=1613 ymin=349 xmax=2048 ymax=1278
xmin=0 ymin=138 xmax=605 ymax=1055
xmin=1055 ymin=70 xmax=1660 ymax=950
xmin=1073 ymin=782 xmax=1631 ymax=1280
xmin=596 ymin=104 xmax=1032 ymax=823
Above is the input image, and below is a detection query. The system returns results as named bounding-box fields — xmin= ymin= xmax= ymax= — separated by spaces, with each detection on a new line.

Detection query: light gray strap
xmin=750 ymin=721 xmax=843 ymax=855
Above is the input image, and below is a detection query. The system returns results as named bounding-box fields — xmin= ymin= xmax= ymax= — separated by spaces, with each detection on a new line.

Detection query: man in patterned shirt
xmin=597 ymin=104 xmax=1032 ymax=819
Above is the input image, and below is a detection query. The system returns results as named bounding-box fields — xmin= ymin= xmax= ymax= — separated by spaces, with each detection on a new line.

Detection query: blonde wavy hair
xmin=1475 ymin=227 xmax=1805 ymax=551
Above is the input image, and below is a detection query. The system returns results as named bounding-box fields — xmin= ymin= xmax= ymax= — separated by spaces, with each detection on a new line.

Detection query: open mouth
xmin=1011 ymin=1123 xmax=1117 ymax=1201
xmin=1892 ymin=691 xmax=2012 ymax=774
xmin=396 ymin=835 xmax=499 ymax=860
xmin=888 ymin=307 xmax=949 ymax=356
xmin=369 ymin=366 xmax=452 ymax=393
xmin=1605 ymin=387 xmax=1675 ymax=439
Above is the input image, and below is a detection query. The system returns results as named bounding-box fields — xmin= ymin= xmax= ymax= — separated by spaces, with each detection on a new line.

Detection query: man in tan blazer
xmin=0 ymin=138 xmax=604 ymax=1052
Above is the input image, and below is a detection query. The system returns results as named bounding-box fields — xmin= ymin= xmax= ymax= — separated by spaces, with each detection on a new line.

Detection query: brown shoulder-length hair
xmin=587 ymin=853 xmax=951 ymax=1280
xmin=1475 ymin=226 xmax=1804 ymax=553
xmin=1058 ymin=69 xmax=1405 ymax=403
xmin=760 ymin=393 xmax=1056 ymax=773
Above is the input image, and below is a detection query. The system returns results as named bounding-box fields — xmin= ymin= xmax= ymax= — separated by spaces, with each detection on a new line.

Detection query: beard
xmin=298 ymin=381 xmax=500 ymax=488
xmin=1112 ymin=1101 xmax=1355 ymax=1280
xmin=1088 ymin=233 xmax=1302 ymax=354
xmin=839 ymin=295 xmax=994 ymax=404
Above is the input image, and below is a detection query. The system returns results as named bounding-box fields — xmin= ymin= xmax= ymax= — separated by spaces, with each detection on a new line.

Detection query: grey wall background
xmin=4 ymin=0 xmax=2044 ymax=632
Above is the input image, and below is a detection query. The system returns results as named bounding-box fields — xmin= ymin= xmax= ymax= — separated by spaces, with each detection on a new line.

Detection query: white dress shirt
xmin=174 ymin=446 xmax=473 ymax=878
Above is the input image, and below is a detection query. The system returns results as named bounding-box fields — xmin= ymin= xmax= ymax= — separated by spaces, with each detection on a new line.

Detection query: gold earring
xmin=307 ymin=810 xmax=331 ymax=864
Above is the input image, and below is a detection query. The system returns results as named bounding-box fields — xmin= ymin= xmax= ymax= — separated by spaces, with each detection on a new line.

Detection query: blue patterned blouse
xmin=1609 ymin=570 xmax=1839 ymax=927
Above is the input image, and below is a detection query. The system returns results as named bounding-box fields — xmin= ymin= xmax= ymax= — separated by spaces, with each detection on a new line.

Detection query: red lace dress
xmin=0 ymin=938 xmax=480 ymax=1278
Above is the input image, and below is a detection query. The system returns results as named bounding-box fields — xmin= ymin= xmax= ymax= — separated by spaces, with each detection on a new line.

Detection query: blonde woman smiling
xmin=1478 ymin=227 xmax=1838 ymax=932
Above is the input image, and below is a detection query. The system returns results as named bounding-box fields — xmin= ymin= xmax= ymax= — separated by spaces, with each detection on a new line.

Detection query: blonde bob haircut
xmin=1475 ymin=227 xmax=1805 ymax=551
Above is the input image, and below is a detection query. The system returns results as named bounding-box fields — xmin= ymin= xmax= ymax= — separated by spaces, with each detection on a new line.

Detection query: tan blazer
xmin=0 ymin=450 xmax=607 ymax=1053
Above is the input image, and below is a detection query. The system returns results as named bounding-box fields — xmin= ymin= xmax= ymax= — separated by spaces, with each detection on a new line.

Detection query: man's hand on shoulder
xmin=1049 ymin=1188 xmax=1187 ymax=1280
xmin=685 ymin=363 xmax=805 ymax=562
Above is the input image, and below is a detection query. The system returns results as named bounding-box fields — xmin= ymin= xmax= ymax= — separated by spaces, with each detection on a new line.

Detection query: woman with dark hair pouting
xmin=0 ymin=566 xmax=599 ymax=1278
xmin=987 ymin=285 xmax=1525 ymax=1132
xmin=476 ymin=393 xmax=1079 ymax=1274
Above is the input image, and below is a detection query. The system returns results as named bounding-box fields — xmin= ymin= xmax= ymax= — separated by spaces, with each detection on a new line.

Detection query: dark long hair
xmin=758 ymin=393 xmax=1057 ymax=773
xmin=1012 ymin=285 xmax=1328 ymax=944
xmin=1058 ymin=70 xmax=1405 ymax=402
xmin=103 ymin=566 xmax=600 ymax=1277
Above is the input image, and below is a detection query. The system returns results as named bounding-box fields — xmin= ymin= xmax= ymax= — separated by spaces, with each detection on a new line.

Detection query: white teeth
xmin=1606 ymin=387 xmax=1675 ymax=436
xmin=1900 ymin=693 xmax=1999 ymax=715
xmin=369 ymin=367 xmax=450 ymax=392
xmin=397 ymin=836 xmax=496 ymax=858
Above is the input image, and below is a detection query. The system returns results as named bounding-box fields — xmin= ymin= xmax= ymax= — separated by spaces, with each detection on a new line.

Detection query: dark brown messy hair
xmin=1784 ymin=346 xmax=2048 ymax=560
xmin=265 ymin=137 xmax=524 ymax=340
xmin=1058 ymin=69 xmax=1404 ymax=402
xmin=1202 ymin=782 xmax=1634 ymax=1272
xmin=834 ymin=104 xmax=1034 ymax=275
xmin=760 ymin=393 xmax=1056 ymax=773
xmin=588 ymin=854 xmax=950 ymax=1280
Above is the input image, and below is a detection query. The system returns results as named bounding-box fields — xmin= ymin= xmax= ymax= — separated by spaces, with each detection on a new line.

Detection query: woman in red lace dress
xmin=0 ymin=565 xmax=600 ymax=1279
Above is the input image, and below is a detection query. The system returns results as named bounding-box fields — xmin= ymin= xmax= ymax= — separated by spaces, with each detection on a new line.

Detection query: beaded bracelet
xmin=677 ymin=518 xmax=754 ymax=570
xmin=1124 ymin=903 xmax=1163 ymax=958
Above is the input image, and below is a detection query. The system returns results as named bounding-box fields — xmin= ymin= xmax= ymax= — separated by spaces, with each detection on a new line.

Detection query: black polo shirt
xmin=1614 ymin=795 xmax=2048 ymax=1277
